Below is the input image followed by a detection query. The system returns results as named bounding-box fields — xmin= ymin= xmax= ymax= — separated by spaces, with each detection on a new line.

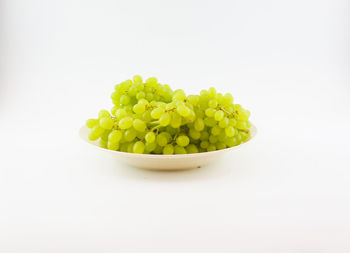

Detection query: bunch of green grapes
xmin=85 ymin=75 xmax=252 ymax=154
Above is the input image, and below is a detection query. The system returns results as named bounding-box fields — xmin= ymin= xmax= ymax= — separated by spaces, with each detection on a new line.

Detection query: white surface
xmin=1 ymin=0 xmax=350 ymax=252
xmin=79 ymin=125 xmax=257 ymax=170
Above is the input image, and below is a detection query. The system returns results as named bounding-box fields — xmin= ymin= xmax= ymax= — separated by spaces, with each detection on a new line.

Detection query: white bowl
xmin=79 ymin=125 xmax=257 ymax=170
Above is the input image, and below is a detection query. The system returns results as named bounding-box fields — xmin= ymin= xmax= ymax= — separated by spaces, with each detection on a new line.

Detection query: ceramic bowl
xmin=79 ymin=125 xmax=257 ymax=170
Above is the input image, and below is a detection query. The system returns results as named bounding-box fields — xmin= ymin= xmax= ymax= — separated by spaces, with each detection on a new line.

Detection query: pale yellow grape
xmin=170 ymin=112 xmax=182 ymax=128
xmin=200 ymin=141 xmax=209 ymax=149
xmin=145 ymin=142 xmax=157 ymax=152
xmin=225 ymin=126 xmax=235 ymax=137
xmin=176 ymin=135 xmax=190 ymax=147
xmin=151 ymin=107 xmax=165 ymax=119
xmin=174 ymin=145 xmax=187 ymax=154
xmin=189 ymin=129 xmax=201 ymax=140
xmin=205 ymin=108 xmax=216 ymax=117
xmin=157 ymin=133 xmax=168 ymax=146
xmin=211 ymin=126 xmax=221 ymax=136
xmin=209 ymin=135 xmax=218 ymax=144
xmin=133 ymin=103 xmax=146 ymax=114
xmin=159 ymin=112 xmax=171 ymax=126
xmin=99 ymin=117 xmax=114 ymax=130
xmin=86 ymin=119 xmax=98 ymax=128
xmin=187 ymin=95 xmax=199 ymax=105
xmin=124 ymin=129 xmax=137 ymax=142
xmin=216 ymin=142 xmax=226 ymax=150
xmin=186 ymin=144 xmax=199 ymax=154
xmin=88 ymin=125 xmax=105 ymax=141
xmin=207 ymin=144 xmax=216 ymax=152
xmin=133 ymin=119 xmax=146 ymax=132
xmin=219 ymin=117 xmax=229 ymax=128
xmin=120 ymin=94 xmax=130 ymax=105
xmin=208 ymin=99 xmax=218 ymax=108
xmin=116 ymin=109 xmax=127 ymax=119
xmin=200 ymin=131 xmax=209 ymax=141
xmin=214 ymin=110 xmax=224 ymax=121
xmin=133 ymin=141 xmax=145 ymax=154
xmin=133 ymin=75 xmax=143 ymax=83
xmin=194 ymin=118 xmax=205 ymax=131
xmin=118 ymin=117 xmax=133 ymax=129
xmin=145 ymin=132 xmax=156 ymax=143
xmin=146 ymin=77 xmax=157 ymax=85
xmin=208 ymin=87 xmax=216 ymax=98
xmin=163 ymin=144 xmax=174 ymax=155
xmin=108 ymin=130 xmax=122 ymax=143
xmin=177 ymin=105 xmax=190 ymax=117
xmin=98 ymin=109 xmax=110 ymax=119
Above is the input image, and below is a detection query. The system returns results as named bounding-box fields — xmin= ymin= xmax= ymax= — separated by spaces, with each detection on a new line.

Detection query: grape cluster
xmin=86 ymin=75 xmax=252 ymax=154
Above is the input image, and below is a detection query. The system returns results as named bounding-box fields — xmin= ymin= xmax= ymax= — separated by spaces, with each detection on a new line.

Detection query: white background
xmin=1 ymin=0 xmax=350 ymax=252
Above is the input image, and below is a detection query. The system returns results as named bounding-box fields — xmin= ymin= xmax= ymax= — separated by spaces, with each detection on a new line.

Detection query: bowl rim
xmin=79 ymin=124 xmax=257 ymax=159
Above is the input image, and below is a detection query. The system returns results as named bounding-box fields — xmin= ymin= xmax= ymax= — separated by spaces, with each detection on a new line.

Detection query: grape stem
xmin=218 ymin=106 xmax=234 ymax=118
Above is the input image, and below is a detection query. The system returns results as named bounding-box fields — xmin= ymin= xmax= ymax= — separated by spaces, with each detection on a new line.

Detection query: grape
xmin=207 ymin=144 xmax=216 ymax=152
xmin=170 ymin=112 xmax=182 ymax=128
xmin=133 ymin=141 xmax=145 ymax=154
xmin=159 ymin=112 xmax=171 ymax=126
xmin=124 ymin=129 xmax=137 ymax=142
xmin=214 ymin=110 xmax=224 ymax=121
xmin=189 ymin=128 xmax=200 ymax=140
xmin=151 ymin=107 xmax=165 ymax=119
xmin=219 ymin=117 xmax=229 ymax=128
xmin=116 ymin=109 xmax=127 ymax=119
xmin=85 ymin=75 xmax=253 ymax=155
xmin=157 ymin=133 xmax=168 ymax=146
xmin=176 ymin=135 xmax=190 ymax=147
xmin=108 ymin=130 xmax=122 ymax=143
xmin=200 ymin=141 xmax=209 ymax=149
xmin=225 ymin=126 xmax=235 ymax=137
xmin=99 ymin=117 xmax=114 ymax=129
xmin=186 ymin=144 xmax=198 ymax=154
xmin=120 ymin=94 xmax=130 ymax=105
xmin=133 ymin=75 xmax=143 ymax=83
xmin=118 ymin=117 xmax=133 ymax=129
xmin=174 ymin=145 xmax=187 ymax=154
xmin=86 ymin=119 xmax=98 ymax=128
xmin=133 ymin=119 xmax=146 ymax=132
xmin=208 ymin=99 xmax=218 ymax=108
xmin=133 ymin=103 xmax=146 ymax=114
xmin=205 ymin=108 xmax=216 ymax=117
xmin=163 ymin=144 xmax=174 ymax=155
xmin=99 ymin=110 xmax=110 ymax=119
xmin=145 ymin=132 xmax=156 ymax=143
xmin=194 ymin=118 xmax=204 ymax=131
xmin=88 ymin=125 xmax=105 ymax=141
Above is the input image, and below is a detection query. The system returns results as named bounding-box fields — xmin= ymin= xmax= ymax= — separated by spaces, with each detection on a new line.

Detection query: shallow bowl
xmin=79 ymin=125 xmax=257 ymax=170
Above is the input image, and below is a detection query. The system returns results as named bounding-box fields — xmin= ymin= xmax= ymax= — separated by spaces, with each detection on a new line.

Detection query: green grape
xmin=120 ymin=94 xmax=130 ymax=105
xmin=159 ymin=113 xmax=171 ymax=126
xmin=219 ymin=117 xmax=229 ymax=128
xmin=153 ymin=144 xmax=163 ymax=154
xmin=162 ymin=132 xmax=172 ymax=142
xmin=146 ymin=77 xmax=157 ymax=85
xmin=118 ymin=117 xmax=133 ymax=129
xmin=177 ymin=105 xmax=190 ymax=117
xmin=237 ymin=110 xmax=250 ymax=121
xmin=208 ymin=87 xmax=216 ymax=98
xmin=216 ymin=142 xmax=226 ymax=150
xmin=205 ymin=108 xmax=216 ymax=117
xmin=189 ymin=128 xmax=201 ymax=140
xmin=108 ymin=130 xmax=122 ymax=143
xmin=107 ymin=141 xmax=119 ymax=150
xmin=208 ymin=99 xmax=218 ymax=108
xmin=151 ymin=107 xmax=165 ymax=119
xmin=247 ymin=120 xmax=252 ymax=128
xmin=174 ymin=145 xmax=187 ymax=154
xmin=119 ymin=143 xmax=128 ymax=152
xmin=133 ymin=119 xmax=146 ymax=132
xmin=136 ymin=131 xmax=146 ymax=140
xmin=88 ymin=125 xmax=105 ymax=141
xmin=166 ymin=126 xmax=178 ymax=136
xmin=136 ymin=91 xmax=145 ymax=100
xmin=236 ymin=121 xmax=248 ymax=130
xmin=100 ymin=130 xmax=111 ymax=141
xmin=100 ymin=139 xmax=107 ymax=148
xmin=200 ymin=89 xmax=208 ymax=97
xmin=111 ymin=106 xmax=119 ymax=116
xmin=142 ymin=111 xmax=152 ymax=122
xmin=214 ymin=110 xmax=224 ymax=121
xmin=170 ymin=112 xmax=182 ymax=128
xmin=133 ymin=141 xmax=145 ymax=154
xmin=228 ymin=118 xmax=237 ymax=126
xmin=200 ymin=131 xmax=209 ymax=141
xmin=211 ymin=126 xmax=221 ymax=136
xmin=144 ymin=86 xmax=152 ymax=93
xmin=99 ymin=117 xmax=114 ymax=130
xmin=218 ymin=130 xmax=227 ymax=142
xmin=163 ymin=144 xmax=174 ymax=155
xmin=136 ymin=82 xmax=144 ymax=91
xmin=145 ymin=92 xmax=154 ymax=101
xmin=225 ymin=126 xmax=235 ymax=137
xmin=204 ymin=117 xmax=216 ymax=127
xmin=98 ymin=109 xmax=110 ymax=119
xmin=207 ymin=144 xmax=216 ymax=152
xmin=216 ymin=93 xmax=223 ymax=104
xmin=200 ymin=141 xmax=209 ymax=149
xmin=186 ymin=144 xmax=198 ymax=154
xmin=209 ymin=135 xmax=218 ymax=144
xmin=239 ymin=131 xmax=249 ymax=142
xmin=86 ymin=119 xmax=98 ymax=128
xmin=194 ymin=118 xmax=204 ymax=131
xmin=133 ymin=75 xmax=143 ymax=83
xmin=173 ymin=90 xmax=186 ymax=101
xmin=133 ymin=103 xmax=145 ymax=114
xmin=187 ymin=95 xmax=199 ymax=105
xmin=145 ymin=142 xmax=157 ymax=152
xmin=125 ymin=142 xmax=133 ymax=153
xmin=116 ymin=109 xmax=127 ymax=119
xmin=222 ymin=93 xmax=233 ymax=106
xmin=145 ymin=132 xmax=156 ymax=143
xmin=124 ymin=129 xmax=137 ymax=142
xmin=128 ymin=86 xmax=138 ymax=96
xmin=176 ymin=135 xmax=190 ymax=147
xmin=157 ymin=133 xmax=168 ymax=146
